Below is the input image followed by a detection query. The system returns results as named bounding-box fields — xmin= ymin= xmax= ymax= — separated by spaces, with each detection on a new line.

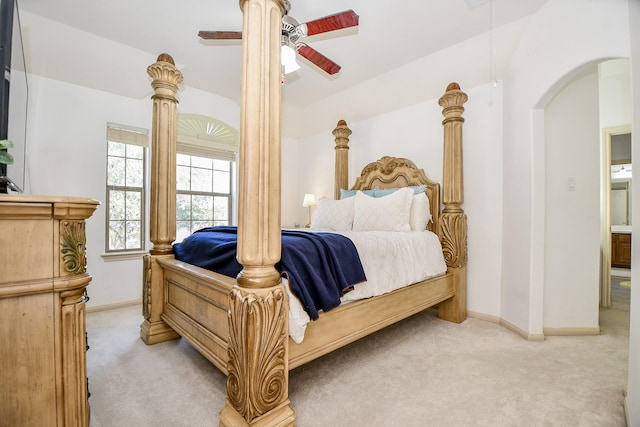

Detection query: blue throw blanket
xmin=173 ymin=226 xmax=366 ymax=320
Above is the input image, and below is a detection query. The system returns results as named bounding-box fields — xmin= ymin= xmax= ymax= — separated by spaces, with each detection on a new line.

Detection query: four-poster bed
xmin=140 ymin=1 xmax=468 ymax=426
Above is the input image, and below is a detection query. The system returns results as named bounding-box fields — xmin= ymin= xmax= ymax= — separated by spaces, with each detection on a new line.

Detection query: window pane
xmin=193 ymin=221 xmax=212 ymax=232
xmin=108 ymin=157 xmax=126 ymax=186
xmin=126 ymin=158 xmax=144 ymax=187
xmin=177 ymin=153 xmax=191 ymax=166
xmin=109 ymin=221 xmax=125 ymax=250
xmin=192 ymin=156 xmax=212 ymax=169
xmin=125 ymin=221 xmax=141 ymax=249
xmin=214 ymin=196 xmax=229 ymax=221
xmin=192 ymin=167 xmax=213 ymax=192
xmin=108 ymin=141 xmax=126 ymax=157
xmin=177 ymin=165 xmax=191 ymax=191
xmin=213 ymin=159 xmax=230 ymax=172
xmin=125 ymin=191 xmax=141 ymax=220
xmin=109 ymin=191 xmax=125 ymax=220
xmin=177 ymin=194 xmax=191 ymax=220
xmin=127 ymin=144 xmax=144 ymax=160
xmin=213 ymin=170 xmax=230 ymax=193
xmin=192 ymin=195 xmax=213 ymax=220
xmin=176 ymin=221 xmax=192 ymax=243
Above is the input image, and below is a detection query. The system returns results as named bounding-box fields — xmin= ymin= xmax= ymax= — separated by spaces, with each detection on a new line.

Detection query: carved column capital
xmin=438 ymin=83 xmax=468 ymax=120
xmin=239 ymin=0 xmax=288 ymax=14
xmin=332 ymin=119 xmax=352 ymax=150
xmin=147 ymin=54 xmax=184 ymax=102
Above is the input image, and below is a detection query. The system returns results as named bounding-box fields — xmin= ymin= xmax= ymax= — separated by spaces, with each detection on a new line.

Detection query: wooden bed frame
xmin=140 ymin=2 xmax=467 ymax=426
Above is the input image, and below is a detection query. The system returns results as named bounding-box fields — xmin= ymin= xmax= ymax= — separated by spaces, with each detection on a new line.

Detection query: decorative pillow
xmin=410 ymin=191 xmax=431 ymax=231
xmin=352 ymin=187 xmax=413 ymax=232
xmin=310 ymin=196 xmax=355 ymax=231
xmin=340 ymin=188 xmax=375 ymax=199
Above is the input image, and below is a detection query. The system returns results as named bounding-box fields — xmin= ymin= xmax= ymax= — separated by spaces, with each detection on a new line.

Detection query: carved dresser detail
xmin=0 ymin=195 xmax=99 ymax=426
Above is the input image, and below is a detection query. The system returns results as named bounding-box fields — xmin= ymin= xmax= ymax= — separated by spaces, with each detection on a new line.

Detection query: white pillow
xmin=410 ymin=191 xmax=431 ymax=231
xmin=353 ymin=187 xmax=413 ymax=232
xmin=310 ymin=196 xmax=355 ymax=231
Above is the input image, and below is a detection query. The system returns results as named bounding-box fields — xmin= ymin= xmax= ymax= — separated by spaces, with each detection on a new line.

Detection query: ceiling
xmin=15 ymin=0 xmax=547 ymax=137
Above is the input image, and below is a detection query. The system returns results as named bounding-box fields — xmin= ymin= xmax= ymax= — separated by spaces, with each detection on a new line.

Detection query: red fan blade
xmin=198 ymin=31 xmax=242 ymax=40
xmin=303 ymin=10 xmax=359 ymax=36
xmin=297 ymin=44 xmax=341 ymax=75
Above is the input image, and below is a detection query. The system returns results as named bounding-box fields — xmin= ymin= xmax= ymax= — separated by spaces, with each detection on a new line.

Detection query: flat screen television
xmin=1 ymin=0 xmax=28 ymax=193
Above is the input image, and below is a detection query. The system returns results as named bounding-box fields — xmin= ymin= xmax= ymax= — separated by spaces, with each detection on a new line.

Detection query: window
xmin=105 ymin=123 xmax=148 ymax=252
xmin=176 ymin=114 xmax=239 ymax=242
xmin=176 ymin=154 xmax=233 ymax=242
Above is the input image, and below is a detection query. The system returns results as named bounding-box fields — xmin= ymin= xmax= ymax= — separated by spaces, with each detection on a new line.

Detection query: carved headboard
xmin=349 ymin=156 xmax=441 ymax=234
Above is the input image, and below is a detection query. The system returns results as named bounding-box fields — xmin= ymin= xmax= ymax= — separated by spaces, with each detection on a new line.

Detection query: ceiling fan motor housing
xmin=200 ymin=3 xmax=358 ymax=76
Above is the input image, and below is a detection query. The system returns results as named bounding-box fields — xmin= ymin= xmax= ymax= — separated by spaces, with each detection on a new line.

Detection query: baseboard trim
xmin=543 ymin=326 xmax=600 ymax=336
xmin=467 ymin=310 xmax=500 ymax=324
xmin=499 ymin=317 xmax=545 ymax=341
xmin=87 ymin=299 xmax=141 ymax=313
xmin=467 ymin=310 xmax=545 ymax=341
xmin=623 ymin=390 xmax=630 ymax=427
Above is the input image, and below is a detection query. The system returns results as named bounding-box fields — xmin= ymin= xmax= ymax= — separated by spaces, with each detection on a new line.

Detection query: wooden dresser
xmin=611 ymin=232 xmax=632 ymax=269
xmin=0 ymin=195 xmax=99 ymax=427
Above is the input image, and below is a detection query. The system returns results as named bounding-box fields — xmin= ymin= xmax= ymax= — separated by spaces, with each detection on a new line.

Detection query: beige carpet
xmin=87 ymin=296 xmax=629 ymax=427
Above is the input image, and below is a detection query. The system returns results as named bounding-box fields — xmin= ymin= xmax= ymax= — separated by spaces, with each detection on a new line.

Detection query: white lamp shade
xmin=302 ymin=193 xmax=318 ymax=208
xmin=281 ymin=44 xmax=300 ymax=74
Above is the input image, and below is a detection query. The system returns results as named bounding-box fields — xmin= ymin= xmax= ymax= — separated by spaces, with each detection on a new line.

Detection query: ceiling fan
xmin=198 ymin=1 xmax=359 ymax=75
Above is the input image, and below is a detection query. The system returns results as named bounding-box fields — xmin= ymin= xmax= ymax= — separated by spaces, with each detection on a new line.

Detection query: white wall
xmin=281 ymin=135 xmax=300 ymax=228
xmin=26 ymin=75 xmax=150 ymax=308
xmin=291 ymin=82 xmax=504 ymax=317
xmin=23 ymin=74 xmax=241 ymax=309
xmin=599 ymin=59 xmax=633 ymax=128
xmin=543 ymin=70 xmax=600 ymax=330
xmin=500 ymin=0 xmax=630 ymax=334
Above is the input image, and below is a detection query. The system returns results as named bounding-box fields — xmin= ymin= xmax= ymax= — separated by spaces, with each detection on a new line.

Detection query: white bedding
xmin=285 ymin=229 xmax=447 ymax=343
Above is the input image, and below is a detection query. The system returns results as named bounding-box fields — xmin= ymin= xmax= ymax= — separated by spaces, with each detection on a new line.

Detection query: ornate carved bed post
xmin=333 ymin=120 xmax=352 ymax=199
xmin=437 ymin=82 xmax=468 ymax=323
xmin=219 ymin=0 xmax=295 ymax=426
xmin=140 ymin=54 xmax=183 ymax=345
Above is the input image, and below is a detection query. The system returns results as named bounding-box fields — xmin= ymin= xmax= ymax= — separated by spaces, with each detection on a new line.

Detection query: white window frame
xmin=104 ymin=123 xmax=149 ymax=254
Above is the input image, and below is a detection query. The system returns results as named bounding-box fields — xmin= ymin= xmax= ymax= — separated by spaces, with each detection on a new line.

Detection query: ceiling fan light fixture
xmin=281 ymin=43 xmax=300 ymax=74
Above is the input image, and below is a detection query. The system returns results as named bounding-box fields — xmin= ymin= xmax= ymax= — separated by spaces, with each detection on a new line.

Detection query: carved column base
xmin=439 ymin=265 xmax=467 ymax=323
xmin=139 ymin=319 xmax=180 ymax=345
xmin=222 ymin=284 xmax=294 ymax=426
xmin=140 ymin=254 xmax=180 ymax=345
xmin=220 ymin=400 xmax=295 ymax=427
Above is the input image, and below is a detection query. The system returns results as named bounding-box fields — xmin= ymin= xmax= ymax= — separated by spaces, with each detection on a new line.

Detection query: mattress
xmin=287 ymin=229 xmax=447 ymax=343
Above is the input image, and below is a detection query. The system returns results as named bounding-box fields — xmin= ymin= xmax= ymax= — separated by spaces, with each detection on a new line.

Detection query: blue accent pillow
xmin=374 ymin=185 xmax=426 ymax=198
xmin=340 ymin=188 xmax=375 ymax=199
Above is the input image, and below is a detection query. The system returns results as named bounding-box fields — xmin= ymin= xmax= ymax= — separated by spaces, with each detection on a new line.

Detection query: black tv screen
xmin=1 ymin=0 xmax=28 ymax=193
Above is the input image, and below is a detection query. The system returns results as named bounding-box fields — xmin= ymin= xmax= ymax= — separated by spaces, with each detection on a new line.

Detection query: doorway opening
xmin=601 ymin=125 xmax=632 ymax=308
